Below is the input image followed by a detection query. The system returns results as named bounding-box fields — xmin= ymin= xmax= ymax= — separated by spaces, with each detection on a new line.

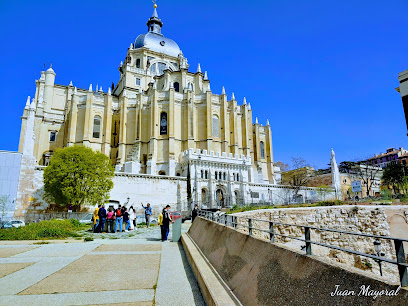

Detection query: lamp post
xmin=372 ymin=240 xmax=385 ymax=276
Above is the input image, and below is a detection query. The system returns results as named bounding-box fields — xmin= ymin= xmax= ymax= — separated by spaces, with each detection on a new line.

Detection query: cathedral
xmin=16 ymin=5 xmax=318 ymax=214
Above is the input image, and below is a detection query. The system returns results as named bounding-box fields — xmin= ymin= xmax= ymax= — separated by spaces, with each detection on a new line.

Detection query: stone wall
xmin=14 ymin=166 xmax=188 ymax=218
xmin=0 ymin=151 xmax=22 ymax=219
xmin=233 ymin=205 xmax=408 ymax=284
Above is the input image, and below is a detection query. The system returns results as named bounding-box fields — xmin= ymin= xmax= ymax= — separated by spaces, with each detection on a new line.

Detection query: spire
xmin=96 ymin=84 xmax=99 ymax=92
xmin=147 ymin=3 xmax=163 ymax=34
xmin=69 ymin=80 xmax=73 ymax=87
xmin=207 ymin=83 xmax=211 ymax=91
xmin=99 ymin=86 xmax=103 ymax=92
xmin=197 ymin=63 xmax=201 ymax=73
xmin=248 ymin=103 xmax=251 ymax=110
xmin=30 ymin=98 xmax=36 ymax=110
xmin=108 ymin=87 xmax=111 ymax=95
xmin=222 ymin=86 xmax=226 ymax=95
xmin=25 ymin=96 xmax=30 ymax=110
xmin=266 ymin=119 xmax=270 ymax=126
xmin=243 ymin=97 xmax=247 ymax=105
xmin=255 ymin=117 xmax=258 ymax=124
xmin=204 ymin=71 xmax=208 ymax=80
xmin=74 ymin=87 xmax=78 ymax=94
xmin=89 ymin=84 xmax=92 ymax=92
xmin=231 ymin=92 xmax=235 ymax=100
xmin=129 ymin=43 xmax=133 ymax=49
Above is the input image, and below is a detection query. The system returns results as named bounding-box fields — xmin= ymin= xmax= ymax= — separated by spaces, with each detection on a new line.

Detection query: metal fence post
xmin=269 ymin=221 xmax=275 ymax=243
xmin=224 ymin=214 xmax=228 ymax=226
xmin=305 ymin=226 xmax=312 ymax=255
xmin=248 ymin=218 xmax=253 ymax=236
xmin=233 ymin=216 xmax=238 ymax=230
xmin=394 ymin=239 xmax=408 ymax=287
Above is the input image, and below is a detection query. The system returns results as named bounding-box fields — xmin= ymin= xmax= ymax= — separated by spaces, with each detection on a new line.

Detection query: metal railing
xmin=198 ymin=210 xmax=408 ymax=287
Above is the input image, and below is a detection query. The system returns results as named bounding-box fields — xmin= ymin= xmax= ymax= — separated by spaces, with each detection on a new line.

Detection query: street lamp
xmin=372 ymin=240 xmax=385 ymax=276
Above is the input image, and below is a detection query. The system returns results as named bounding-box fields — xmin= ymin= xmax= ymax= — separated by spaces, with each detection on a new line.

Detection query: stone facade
xmin=18 ymin=6 xmax=275 ymax=185
xmin=234 ymin=205 xmax=408 ymax=284
xmin=0 ymin=151 xmax=22 ymax=219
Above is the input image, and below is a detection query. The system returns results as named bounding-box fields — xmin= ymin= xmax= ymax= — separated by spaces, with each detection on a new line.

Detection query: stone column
xmin=82 ymin=87 xmax=93 ymax=147
xmin=67 ymin=88 xmax=79 ymax=146
xmin=221 ymin=92 xmax=229 ymax=153
xmin=102 ymin=89 xmax=112 ymax=157
xmin=118 ymin=92 xmax=128 ymax=165
xmin=147 ymin=88 xmax=158 ymax=174
xmin=206 ymin=91 xmax=213 ymax=151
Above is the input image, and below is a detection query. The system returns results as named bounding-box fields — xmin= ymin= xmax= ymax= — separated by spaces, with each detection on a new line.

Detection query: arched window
xmin=201 ymin=170 xmax=204 ymax=178
xmin=233 ymin=173 xmax=236 ymax=181
xmin=237 ymin=173 xmax=240 ymax=181
xmin=212 ymin=114 xmax=219 ymax=137
xmin=93 ymin=116 xmax=101 ymax=138
xmin=223 ymin=172 xmax=226 ymax=180
xmin=215 ymin=172 xmax=218 ymax=180
xmin=174 ymin=82 xmax=180 ymax=92
xmin=260 ymin=141 xmax=265 ymax=159
xmin=159 ymin=170 xmax=166 ymax=175
xmin=205 ymin=170 xmax=208 ymax=179
xmin=136 ymin=58 xmax=141 ymax=68
xmin=160 ymin=112 xmax=168 ymax=135
xmin=188 ymin=82 xmax=193 ymax=91
xmin=176 ymin=172 xmax=181 ymax=176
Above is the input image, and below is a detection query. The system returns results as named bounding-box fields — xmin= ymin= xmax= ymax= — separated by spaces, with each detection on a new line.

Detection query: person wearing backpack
xmin=115 ymin=204 xmax=123 ymax=233
xmin=123 ymin=207 xmax=131 ymax=232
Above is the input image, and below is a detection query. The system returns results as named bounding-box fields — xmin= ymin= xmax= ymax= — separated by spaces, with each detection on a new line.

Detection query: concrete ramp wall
xmin=188 ymin=217 xmax=408 ymax=305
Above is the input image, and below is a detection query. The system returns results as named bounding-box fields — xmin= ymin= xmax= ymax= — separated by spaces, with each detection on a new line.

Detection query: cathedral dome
xmin=134 ymin=32 xmax=180 ymax=58
xmin=133 ymin=5 xmax=181 ymax=58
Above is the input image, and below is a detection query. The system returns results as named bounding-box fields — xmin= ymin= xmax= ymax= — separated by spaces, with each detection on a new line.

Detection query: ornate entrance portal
xmin=216 ymin=188 xmax=225 ymax=208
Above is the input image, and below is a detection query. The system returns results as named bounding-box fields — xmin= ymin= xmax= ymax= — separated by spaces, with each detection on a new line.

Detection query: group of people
xmin=93 ymin=203 xmax=153 ymax=233
xmin=92 ymin=202 xmax=200 ymax=242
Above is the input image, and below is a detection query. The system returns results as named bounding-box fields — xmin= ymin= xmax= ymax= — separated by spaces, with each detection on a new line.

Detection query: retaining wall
xmin=188 ymin=217 xmax=408 ymax=305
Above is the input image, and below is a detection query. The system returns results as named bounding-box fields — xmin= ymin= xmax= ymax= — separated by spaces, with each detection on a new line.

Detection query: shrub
xmin=84 ymin=236 xmax=94 ymax=242
xmin=0 ymin=219 xmax=82 ymax=240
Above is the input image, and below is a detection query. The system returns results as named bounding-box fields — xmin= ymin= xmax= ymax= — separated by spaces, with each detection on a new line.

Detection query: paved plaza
xmin=0 ymin=223 xmax=205 ymax=305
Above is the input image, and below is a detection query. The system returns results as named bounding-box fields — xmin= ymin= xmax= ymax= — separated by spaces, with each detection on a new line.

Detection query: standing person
xmin=98 ymin=204 xmax=107 ymax=233
xmin=106 ymin=208 xmax=115 ymax=233
xmin=128 ymin=206 xmax=135 ymax=230
xmin=93 ymin=205 xmax=101 ymax=233
xmin=162 ymin=205 xmax=173 ymax=242
xmin=158 ymin=209 xmax=164 ymax=241
xmin=115 ymin=204 xmax=123 ymax=233
xmin=192 ymin=204 xmax=199 ymax=222
xmin=123 ymin=207 xmax=131 ymax=232
xmin=141 ymin=203 xmax=152 ymax=228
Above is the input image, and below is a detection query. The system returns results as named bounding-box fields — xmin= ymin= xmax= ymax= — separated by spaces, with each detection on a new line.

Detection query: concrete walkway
xmin=0 ymin=223 xmax=205 ymax=306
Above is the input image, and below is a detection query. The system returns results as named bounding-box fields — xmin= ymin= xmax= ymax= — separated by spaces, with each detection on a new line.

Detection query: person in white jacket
xmin=128 ymin=206 xmax=136 ymax=230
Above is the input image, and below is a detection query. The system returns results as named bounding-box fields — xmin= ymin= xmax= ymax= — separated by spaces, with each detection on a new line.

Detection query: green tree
xmin=382 ymin=163 xmax=407 ymax=194
xmin=43 ymin=146 xmax=114 ymax=210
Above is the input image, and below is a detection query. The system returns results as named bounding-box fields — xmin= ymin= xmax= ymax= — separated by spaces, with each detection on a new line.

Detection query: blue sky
xmin=0 ymin=0 xmax=407 ymax=169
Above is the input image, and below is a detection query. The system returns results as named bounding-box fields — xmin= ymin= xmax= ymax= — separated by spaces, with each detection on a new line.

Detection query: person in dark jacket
xmin=162 ymin=205 xmax=172 ymax=242
xmin=123 ymin=207 xmax=131 ymax=232
xmin=192 ymin=204 xmax=198 ymax=222
xmin=98 ymin=204 xmax=107 ymax=233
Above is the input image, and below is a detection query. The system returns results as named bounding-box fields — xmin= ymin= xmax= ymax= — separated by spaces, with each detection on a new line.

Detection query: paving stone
xmin=93 ymin=244 xmax=162 ymax=252
xmin=0 ymin=262 xmax=34 ymax=278
xmin=19 ymin=254 xmax=161 ymax=295
xmin=0 ymin=247 xmax=37 ymax=258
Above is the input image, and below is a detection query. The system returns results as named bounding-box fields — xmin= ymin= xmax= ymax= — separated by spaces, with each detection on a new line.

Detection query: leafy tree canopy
xmin=382 ymin=163 xmax=408 ymax=193
xmin=43 ymin=146 xmax=114 ymax=209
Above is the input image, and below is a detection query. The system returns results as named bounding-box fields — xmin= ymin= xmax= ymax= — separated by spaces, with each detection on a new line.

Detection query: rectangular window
xmin=49 ymin=131 xmax=56 ymax=142
xmin=136 ymin=78 xmax=141 ymax=86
